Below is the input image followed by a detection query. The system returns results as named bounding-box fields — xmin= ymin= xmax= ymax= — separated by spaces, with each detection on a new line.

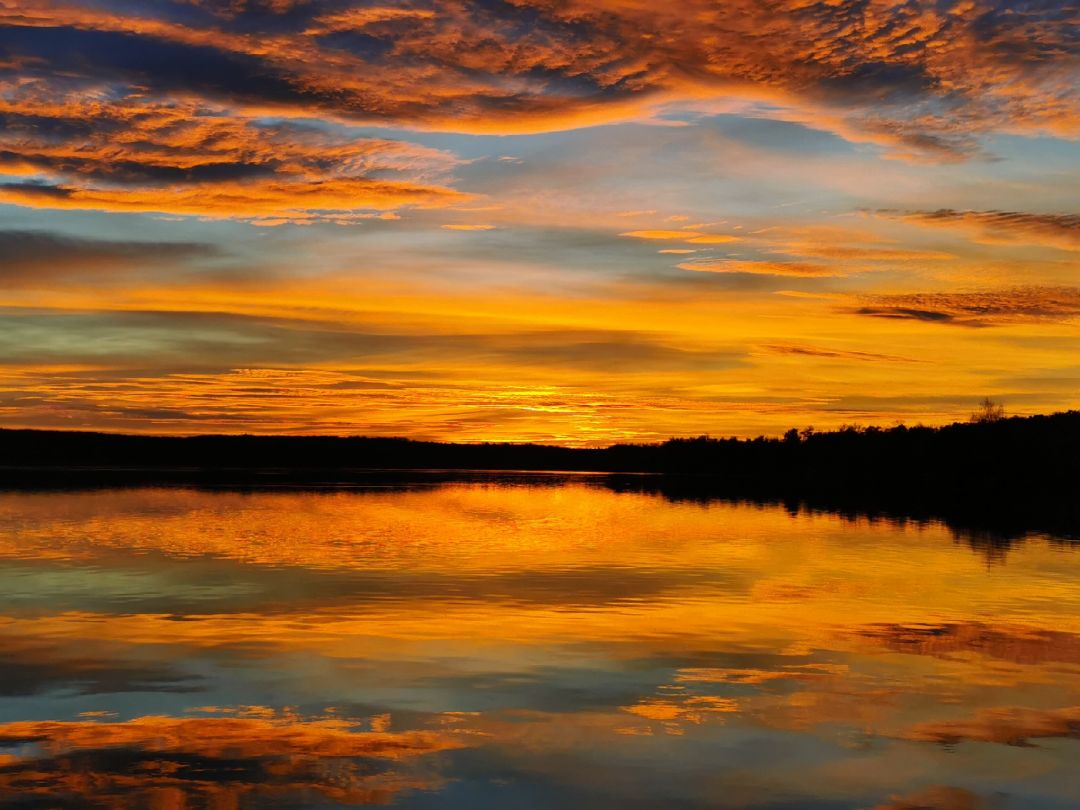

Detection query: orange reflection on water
xmin=0 ymin=483 xmax=1077 ymax=808
xmin=0 ymin=710 xmax=473 ymax=808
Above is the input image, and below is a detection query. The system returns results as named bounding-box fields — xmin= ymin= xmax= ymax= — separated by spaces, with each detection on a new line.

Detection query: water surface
xmin=0 ymin=479 xmax=1077 ymax=808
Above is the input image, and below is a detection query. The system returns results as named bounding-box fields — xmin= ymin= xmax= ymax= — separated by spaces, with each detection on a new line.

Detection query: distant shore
xmin=2 ymin=410 xmax=1077 ymax=486
xmin=3 ymin=411 xmax=1078 ymax=541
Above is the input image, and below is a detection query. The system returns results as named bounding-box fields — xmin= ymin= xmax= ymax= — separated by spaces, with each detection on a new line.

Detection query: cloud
xmin=0 ymin=305 xmax=751 ymax=440
xmin=853 ymin=286 xmax=1080 ymax=327
xmin=855 ymin=305 xmax=960 ymax=324
xmin=0 ymin=90 xmax=466 ymax=220
xmin=441 ymin=224 xmax=496 ymax=231
xmin=678 ymin=260 xmax=842 ymax=277
xmin=881 ymin=209 xmax=1080 ymax=252
xmin=0 ymin=230 xmax=219 ymax=285
xmin=0 ymin=307 xmax=742 ymax=373
xmin=621 ymin=230 xmax=708 ymax=240
xmin=495 ymin=337 xmax=743 ymax=374
xmin=776 ymin=244 xmax=952 ymax=262
xmin=305 ymin=5 xmax=438 ymax=34
xmin=635 ymin=222 xmax=951 ymax=280
xmin=762 ymin=344 xmax=925 ymax=364
xmin=0 ymin=174 xmax=463 ymax=223
xmin=1 ymin=0 xmax=1073 ymax=165
xmin=685 ymin=234 xmax=741 ymax=245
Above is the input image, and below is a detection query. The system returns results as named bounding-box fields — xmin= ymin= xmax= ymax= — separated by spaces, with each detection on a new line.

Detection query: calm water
xmin=0 ymin=479 xmax=1077 ymax=809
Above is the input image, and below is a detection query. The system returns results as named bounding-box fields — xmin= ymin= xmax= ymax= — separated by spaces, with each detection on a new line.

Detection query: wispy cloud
xmin=0 ymin=93 xmax=465 ymax=220
xmin=0 ymin=230 xmax=219 ymax=285
xmin=678 ymin=260 xmax=843 ymax=278
xmin=879 ymin=209 xmax=1080 ymax=252
xmin=853 ymin=287 xmax=1080 ymax=327
xmin=762 ymin=344 xmax=926 ymax=364
xmin=621 ymin=230 xmax=741 ymax=248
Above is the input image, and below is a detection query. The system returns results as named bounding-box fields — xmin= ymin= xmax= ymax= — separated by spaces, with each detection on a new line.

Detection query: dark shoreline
xmin=1 ymin=465 xmax=1076 ymax=557
xmin=3 ymin=410 xmax=1079 ymax=548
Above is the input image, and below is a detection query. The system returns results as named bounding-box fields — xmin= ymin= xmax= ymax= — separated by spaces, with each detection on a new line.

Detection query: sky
xmin=0 ymin=0 xmax=1078 ymax=444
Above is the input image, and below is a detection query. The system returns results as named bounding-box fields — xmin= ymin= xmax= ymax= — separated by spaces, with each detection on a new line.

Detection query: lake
xmin=0 ymin=477 xmax=1077 ymax=808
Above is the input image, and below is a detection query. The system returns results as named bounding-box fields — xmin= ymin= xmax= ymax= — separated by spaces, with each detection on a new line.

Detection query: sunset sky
xmin=1 ymin=0 xmax=1078 ymax=444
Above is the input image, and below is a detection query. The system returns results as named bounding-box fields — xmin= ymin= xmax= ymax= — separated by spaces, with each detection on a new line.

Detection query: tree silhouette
xmin=971 ymin=397 xmax=1005 ymax=423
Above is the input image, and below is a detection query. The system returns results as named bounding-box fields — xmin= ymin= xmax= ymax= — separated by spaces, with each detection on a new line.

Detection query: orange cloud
xmin=685 ymin=234 xmax=741 ymax=245
xmin=632 ymin=220 xmax=954 ymax=279
xmin=0 ymin=90 xmax=466 ymax=220
xmin=306 ymin=6 xmax=438 ymax=34
xmin=678 ymin=260 xmax=842 ymax=277
xmin=762 ymin=344 xmax=926 ymax=364
xmin=3 ymin=0 xmax=1074 ymax=160
xmin=622 ymin=230 xmax=741 ymax=247
xmin=777 ymin=244 xmax=953 ymax=262
xmin=621 ymin=230 xmax=707 ymax=240
xmin=0 ymin=177 xmax=466 ymax=219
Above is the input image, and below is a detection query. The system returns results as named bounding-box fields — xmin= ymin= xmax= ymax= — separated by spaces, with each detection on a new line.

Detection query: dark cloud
xmin=0 ymin=146 xmax=281 ymax=185
xmin=762 ymin=344 xmax=925 ymax=364
xmin=879 ymin=209 xmax=1080 ymax=251
xmin=0 ymin=230 xmax=219 ymax=285
xmin=0 ymin=181 xmax=72 ymax=200
xmin=0 ymin=24 xmax=311 ymax=108
xmin=855 ymin=306 xmax=960 ymax=324
xmin=852 ymin=287 xmax=1080 ymax=327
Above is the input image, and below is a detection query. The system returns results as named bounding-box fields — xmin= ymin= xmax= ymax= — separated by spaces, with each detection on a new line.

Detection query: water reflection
xmin=0 ymin=481 xmax=1077 ymax=808
xmin=0 ymin=710 xmax=470 ymax=807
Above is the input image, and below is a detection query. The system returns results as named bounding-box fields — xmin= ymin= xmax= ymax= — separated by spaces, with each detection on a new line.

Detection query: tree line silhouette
xmin=1 ymin=406 xmax=1077 ymax=538
xmin=0 ymin=406 xmax=1075 ymax=487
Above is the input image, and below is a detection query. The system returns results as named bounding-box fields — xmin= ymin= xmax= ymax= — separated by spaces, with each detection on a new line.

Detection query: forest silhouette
xmin=2 ymin=406 xmax=1078 ymax=541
